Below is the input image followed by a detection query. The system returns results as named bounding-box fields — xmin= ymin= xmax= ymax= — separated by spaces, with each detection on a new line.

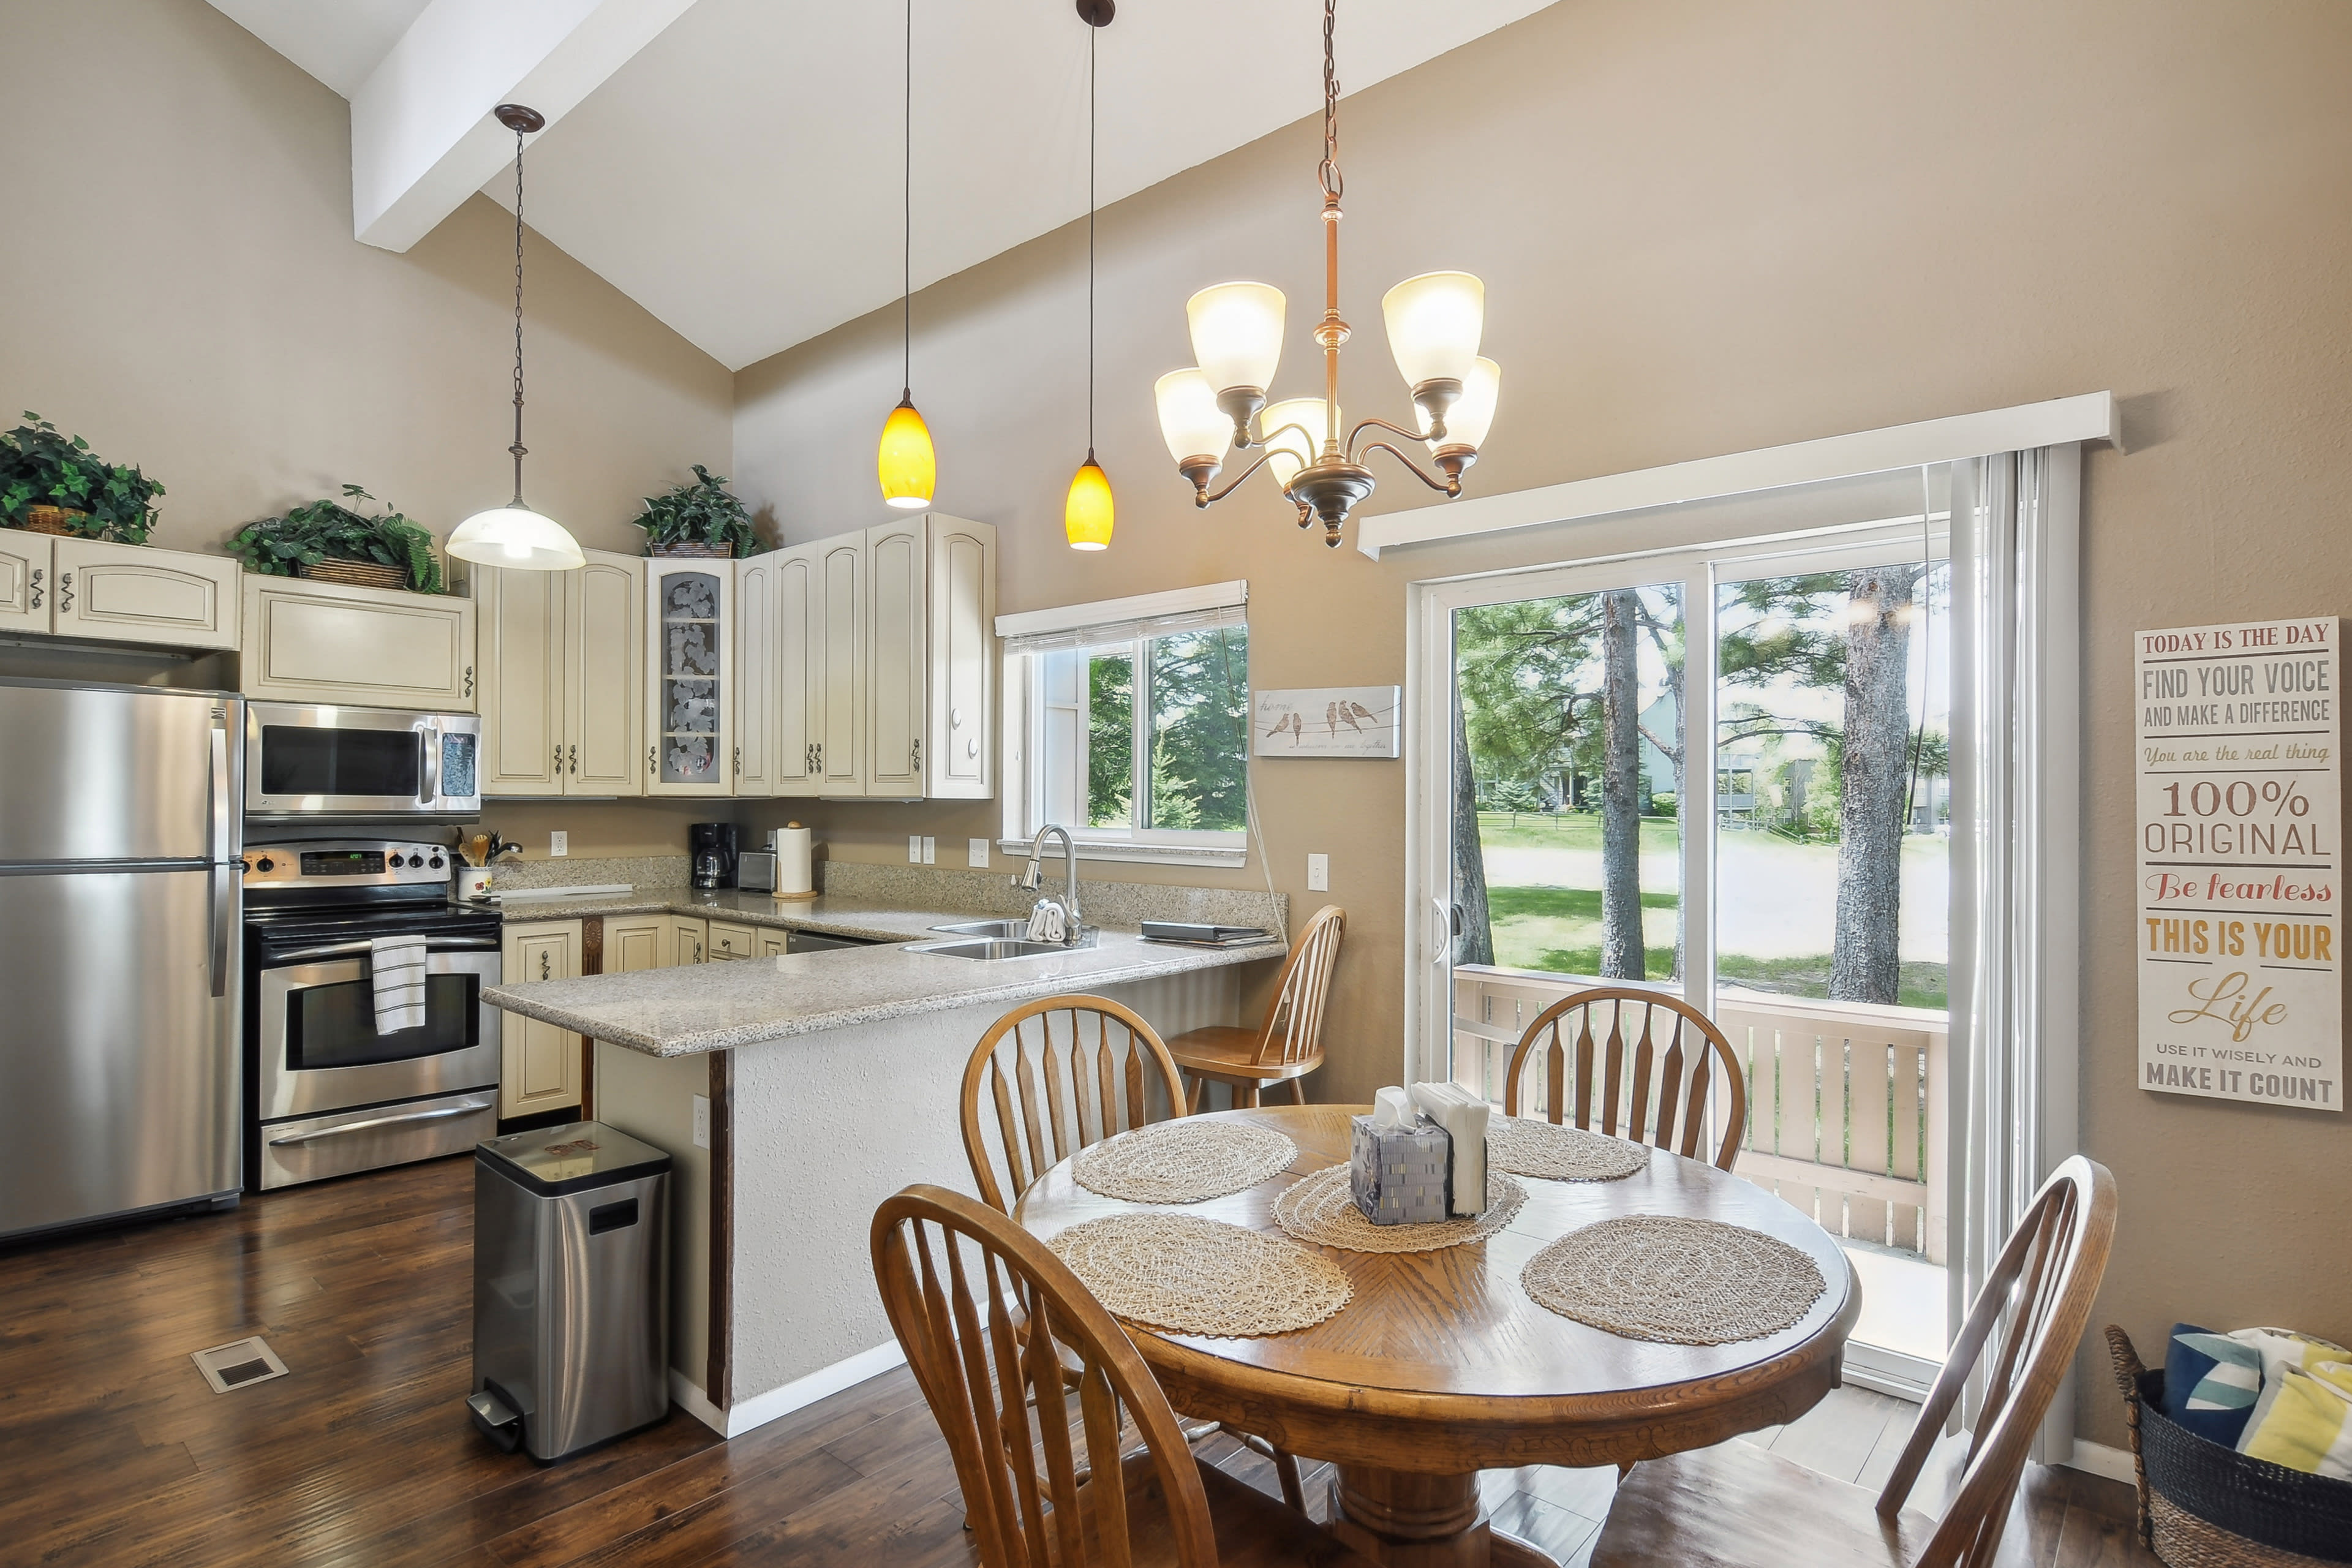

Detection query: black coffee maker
xmin=690 ymin=823 xmax=738 ymax=890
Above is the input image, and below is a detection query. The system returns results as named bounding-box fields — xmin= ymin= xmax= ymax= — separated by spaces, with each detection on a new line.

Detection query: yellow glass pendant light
xmin=876 ymin=0 xmax=936 ymax=511
xmin=1064 ymin=0 xmax=1115 ymax=549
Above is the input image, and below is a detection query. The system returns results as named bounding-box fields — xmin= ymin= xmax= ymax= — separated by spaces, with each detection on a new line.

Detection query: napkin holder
xmin=1411 ymin=1081 xmax=1491 ymax=1218
xmin=1350 ymin=1087 xmax=1451 ymax=1226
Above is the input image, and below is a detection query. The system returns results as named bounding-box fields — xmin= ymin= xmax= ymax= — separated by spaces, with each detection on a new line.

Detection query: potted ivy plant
xmin=227 ymin=485 xmax=446 ymax=594
xmin=630 ymin=464 xmax=763 ymax=558
xmin=0 ymin=412 xmax=165 ymax=545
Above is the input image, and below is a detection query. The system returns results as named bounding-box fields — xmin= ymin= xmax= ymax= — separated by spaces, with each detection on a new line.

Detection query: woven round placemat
xmin=1520 ymin=1215 xmax=1828 ymax=1344
xmin=1071 ymin=1121 xmax=1297 ymax=1205
xmin=1271 ymin=1164 xmax=1528 ymax=1254
xmin=1487 ymin=1116 xmax=1650 ymax=1182
xmin=1046 ymin=1213 xmax=1351 ymax=1338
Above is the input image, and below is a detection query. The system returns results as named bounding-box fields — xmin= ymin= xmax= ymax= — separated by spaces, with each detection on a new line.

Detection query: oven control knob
xmin=427 ymin=854 xmax=444 ymax=870
xmin=255 ymin=857 xmax=275 ymax=873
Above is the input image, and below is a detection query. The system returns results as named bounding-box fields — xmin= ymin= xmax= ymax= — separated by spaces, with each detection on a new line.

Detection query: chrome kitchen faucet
xmin=1013 ymin=824 xmax=1086 ymax=945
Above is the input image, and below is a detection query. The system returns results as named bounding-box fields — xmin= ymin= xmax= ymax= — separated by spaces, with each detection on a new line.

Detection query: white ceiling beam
xmin=352 ymin=0 xmax=696 ymax=252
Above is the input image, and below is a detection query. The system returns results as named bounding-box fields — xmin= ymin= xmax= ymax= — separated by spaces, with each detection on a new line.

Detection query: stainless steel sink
xmin=926 ymin=919 xmax=1032 ymax=938
xmin=904 ymin=934 xmax=1100 ymax=960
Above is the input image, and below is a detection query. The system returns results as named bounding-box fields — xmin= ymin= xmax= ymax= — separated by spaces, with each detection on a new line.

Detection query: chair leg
xmin=1273 ymin=1448 xmax=1306 ymax=1512
xmin=1186 ymin=1075 xmax=1207 ymax=1114
xmin=1287 ymin=1076 xmax=1308 ymax=1106
xmin=1238 ymin=1083 xmax=1260 ymax=1109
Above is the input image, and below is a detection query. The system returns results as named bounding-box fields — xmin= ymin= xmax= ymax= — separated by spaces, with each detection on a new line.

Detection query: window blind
xmin=1001 ymin=600 xmax=1245 ymax=657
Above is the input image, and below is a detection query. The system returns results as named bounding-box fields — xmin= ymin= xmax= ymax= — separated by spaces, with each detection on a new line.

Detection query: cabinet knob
xmin=28 ymin=567 xmax=40 ymax=611
xmin=464 ymin=665 xmax=475 ymax=698
xmin=58 ymin=571 xmax=73 ymax=614
xmin=554 ymin=744 xmax=564 ymax=775
xmin=968 ymin=738 xmax=979 ymax=759
xmin=569 ymin=744 xmax=578 ymax=775
xmin=538 ymin=951 xmax=551 ymax=980
xmin=951 ymin=708 xmax=962 ymax=728
xmin=647 ymin=746 xmax=657 ymax=776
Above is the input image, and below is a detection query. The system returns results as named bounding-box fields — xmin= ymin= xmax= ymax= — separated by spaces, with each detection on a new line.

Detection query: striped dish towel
xmin=371 ymin=935 xmax=429 ymax=1035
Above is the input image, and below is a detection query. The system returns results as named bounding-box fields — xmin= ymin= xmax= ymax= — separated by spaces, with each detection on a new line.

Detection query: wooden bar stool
xmin=1169 ymin=905 xmax=1345 ymax=1110
xmin=1503 ymin=986 xmax=1749 ymax=1171
xmin=873 ymin=1184 xmax=1379 ymax=1568
xmin=1591 ymin=1156 xmax=2117 ymax=1567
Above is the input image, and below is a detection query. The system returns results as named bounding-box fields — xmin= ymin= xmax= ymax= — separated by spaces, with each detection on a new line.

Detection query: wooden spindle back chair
xmin=1170 ymin=905 xmax=1346 ymax=1109
xmin=871 ymin=1184 xmax=1220 ymax=1567
xmin=1593 ymin=1156 xmax=2118 ymax=1568
xmin=960 ymin=995 xmax=1188 ymax=1215
xmin=1503 ymin=987 xmax=1749 ymax=1170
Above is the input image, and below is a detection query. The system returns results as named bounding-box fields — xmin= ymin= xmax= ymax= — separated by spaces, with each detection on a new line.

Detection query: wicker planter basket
xmin=19 ymin=505 xmax=89 ymax=537
xmin=647 ymin=540 xmax=734 ymax=559
xmin=2108 ymin=1326 xmax=2352 ymax=1565
xmin=295 ymin=557 xmax=412 ymax=590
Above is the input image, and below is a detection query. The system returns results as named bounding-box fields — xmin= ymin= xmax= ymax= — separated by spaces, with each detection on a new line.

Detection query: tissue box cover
xmin=1351 ymin=1114 xmax=1451 ymax=1225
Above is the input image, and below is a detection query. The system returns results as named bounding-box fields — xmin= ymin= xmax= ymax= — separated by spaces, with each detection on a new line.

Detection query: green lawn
xmin=1475 ymin=812 xmax=1950 ymax=1008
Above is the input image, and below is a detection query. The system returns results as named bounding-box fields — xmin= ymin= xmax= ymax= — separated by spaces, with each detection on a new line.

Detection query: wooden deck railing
xmin=1450 ymin=967 xmax=1948 ymax=1264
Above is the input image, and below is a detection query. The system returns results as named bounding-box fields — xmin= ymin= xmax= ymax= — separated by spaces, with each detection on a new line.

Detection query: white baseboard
xmin=668 ymin=1340 xmax=910 ymax=1440
xmin=2066 ymin=1438 xmax=2136 ymax=1485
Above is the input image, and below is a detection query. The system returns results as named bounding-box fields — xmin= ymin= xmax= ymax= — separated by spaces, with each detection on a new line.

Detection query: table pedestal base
xmin=1325 ymin=1466 xmax=1556 ymax=1567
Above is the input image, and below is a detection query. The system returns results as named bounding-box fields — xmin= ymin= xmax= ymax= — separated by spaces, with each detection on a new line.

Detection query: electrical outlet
xmin=549 ymin=831 xmax=568 ymax=858
xmin=691 ymin=1094 xmax=710 ymax=1149
xmin=967 ymin=837 xmax=990 ymax=869
xmin=1307 ymin=853 xmax=1330 ymax=891
xmin=908 ymin=835 xmax=922 ymax=864
xmin=922 ymin=836 xmax=937 ymax=865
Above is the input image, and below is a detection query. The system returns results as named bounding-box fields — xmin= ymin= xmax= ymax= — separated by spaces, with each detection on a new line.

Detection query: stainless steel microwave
xmin=244 ymin=702 xmax=480 ymax=821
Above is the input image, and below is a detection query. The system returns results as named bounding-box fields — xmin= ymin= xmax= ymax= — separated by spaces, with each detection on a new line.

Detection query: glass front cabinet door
xmin=644 ymin=562 xmax=734 ymax=797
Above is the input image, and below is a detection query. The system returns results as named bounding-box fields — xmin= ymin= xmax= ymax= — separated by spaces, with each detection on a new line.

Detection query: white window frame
xmin=997 ymin=584 xmax=1251 ymax=868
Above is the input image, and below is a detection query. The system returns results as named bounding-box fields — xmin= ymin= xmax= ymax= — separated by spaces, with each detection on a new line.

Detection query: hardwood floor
xmin=1 ymin=1155 xmax=2154 ymax=1567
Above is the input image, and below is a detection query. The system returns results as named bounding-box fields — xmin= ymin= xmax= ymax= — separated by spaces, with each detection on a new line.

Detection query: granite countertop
xmin=487 ymin=886 xmax=960 ymax=944
xmin=485 ymin=925 xmax=1287 ymax=1057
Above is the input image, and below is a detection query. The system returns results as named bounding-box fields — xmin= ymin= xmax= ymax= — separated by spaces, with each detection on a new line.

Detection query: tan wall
xmin=477 ymin=800 xmax=722 ymax=864
xmin=0 ymin=0 xmax=733 ymax=564
xmin=734 ymin=0 xmax=2352 ymax=1446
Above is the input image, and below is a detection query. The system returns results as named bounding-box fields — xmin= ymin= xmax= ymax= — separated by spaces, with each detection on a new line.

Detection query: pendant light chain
xmin=510 ymin=121 xmax=529 ymax=503
xmin=1086 ymin=21 xmax=1096 ymax=456
xmin=1318 ymin=0 xmax=1342 ymax=204
xmin=901 ymin=0 xmax=910 ymax=384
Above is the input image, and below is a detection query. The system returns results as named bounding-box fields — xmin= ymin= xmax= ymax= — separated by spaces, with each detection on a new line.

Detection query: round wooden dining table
xmin=1016 ymin=1104 xmax=1860 ymax=1568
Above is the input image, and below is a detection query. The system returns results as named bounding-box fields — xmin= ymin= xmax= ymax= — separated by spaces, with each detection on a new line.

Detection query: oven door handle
xmin=262 ymin=935 xmax=502 ymax=964
xmin=268 ymin=1098 xmax=494 ymax=1147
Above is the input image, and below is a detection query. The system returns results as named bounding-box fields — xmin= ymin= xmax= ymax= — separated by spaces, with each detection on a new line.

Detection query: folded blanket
xmin=371 ymin=935 xmax=429 ymax=1035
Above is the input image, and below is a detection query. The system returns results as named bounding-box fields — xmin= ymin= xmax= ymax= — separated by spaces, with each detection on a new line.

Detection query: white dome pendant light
xmin=447 ymin=104 xmax=586 ymax=572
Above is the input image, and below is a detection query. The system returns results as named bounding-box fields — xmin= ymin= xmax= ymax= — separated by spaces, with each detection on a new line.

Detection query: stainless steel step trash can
xmin=469 ymin=1120 xmax=671 ymax=1461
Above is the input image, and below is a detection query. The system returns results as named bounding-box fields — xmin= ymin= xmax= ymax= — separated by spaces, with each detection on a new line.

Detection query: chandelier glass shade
xmin=448 ymin=103 xmax=584 ymax=573
xmin=1151 ymin=0 xmax=1498 ymax=548
xmin=1064 ymin=456 xmax=1113 ymax=549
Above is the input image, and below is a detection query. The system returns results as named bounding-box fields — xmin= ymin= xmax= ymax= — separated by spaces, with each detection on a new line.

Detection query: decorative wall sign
xmin=1254 ymin=686 xmax=1400 ymax=758
xmin=2136 ymin=617 xmax=2340 ymax=1112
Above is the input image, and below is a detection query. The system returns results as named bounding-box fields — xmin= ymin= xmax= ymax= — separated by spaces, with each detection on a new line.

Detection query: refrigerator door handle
xmin=209 ymin=703 xmax=235 ymax=864
xmin=209 ymin=862 xmax=235 ymax=998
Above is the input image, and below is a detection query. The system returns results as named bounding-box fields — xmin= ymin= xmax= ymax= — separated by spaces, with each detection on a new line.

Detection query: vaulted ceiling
xmin=208 ymin=0 xmax=1556 ymax=370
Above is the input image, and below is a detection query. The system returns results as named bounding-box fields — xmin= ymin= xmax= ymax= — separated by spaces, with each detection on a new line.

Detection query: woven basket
xmin=296 ymin=557 xmax=410 ymax=590
xmin=20 ymin=505 xmax=89 ymax=537
xmin=2108 ymin=1325 xmax=2352 ymax=1564
xmin=647 ymin=540 xmax=734 ymax=559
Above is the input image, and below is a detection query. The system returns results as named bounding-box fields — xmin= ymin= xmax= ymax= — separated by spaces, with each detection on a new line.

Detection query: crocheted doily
xmin=1071 ymin=1120 xmax=1298 ymax=1205
xmin=1047 ymin=1212 xmax=1352 ymax=1338
xmin=1520 ymin=1215 xmax=1827 ymax=1344
xmin=1271 ymin=1164 xmax=1528 ymax=1254
xmin=1485 ymin=1116 xmax=1649 ymax=1182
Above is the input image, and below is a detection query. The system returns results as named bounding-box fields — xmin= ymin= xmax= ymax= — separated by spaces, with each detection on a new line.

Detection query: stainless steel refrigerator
xmin=1 ymin=677 xmax=244 ymax=1240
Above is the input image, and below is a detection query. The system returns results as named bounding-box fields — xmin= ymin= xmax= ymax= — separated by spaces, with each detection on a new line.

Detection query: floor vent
xmin=190 ymin=1336 xmax=290 ymax=1394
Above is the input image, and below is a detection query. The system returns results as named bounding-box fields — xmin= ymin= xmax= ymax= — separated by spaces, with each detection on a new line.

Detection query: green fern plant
xmin=630 ymin=464 xmax=763 ymax=556
xmin=228 ymin=485 xmax=444 ymax=594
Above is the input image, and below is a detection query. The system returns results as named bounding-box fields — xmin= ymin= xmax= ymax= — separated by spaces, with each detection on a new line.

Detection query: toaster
xmin=736 ymin=850 xmax=780 ymax=894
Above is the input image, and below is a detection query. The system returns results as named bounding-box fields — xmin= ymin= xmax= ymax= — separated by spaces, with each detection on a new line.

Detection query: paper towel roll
xmin=775 ymin=823 xmax=814 ymax=896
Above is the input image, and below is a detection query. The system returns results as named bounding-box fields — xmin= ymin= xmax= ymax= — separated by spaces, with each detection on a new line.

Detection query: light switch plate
xmin=1307 ymin=853 xmax=1330 ymax=891
xmin=549 ymin=831 xmax=568 ymax=858
xmin=691 ymin=1094 xmax=710 ymax=1149
xmin=921 ymin=836 xmax=937 ymax=865
xmin=967 ymin=837 xmax=990 ymax=869
xmin=908 ymin=835 xmax=922 ymax=864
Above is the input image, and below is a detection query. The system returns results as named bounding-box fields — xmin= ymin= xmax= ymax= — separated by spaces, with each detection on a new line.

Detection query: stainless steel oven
xmin=244 ymin=838 xmax=503 ymax=1189
xmin=245 ymin=701 xmax=480 ymax=821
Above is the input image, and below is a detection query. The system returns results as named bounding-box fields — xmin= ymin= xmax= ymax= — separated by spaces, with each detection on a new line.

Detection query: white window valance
xmin=995 ymin=580 xmax=1247 ymax=650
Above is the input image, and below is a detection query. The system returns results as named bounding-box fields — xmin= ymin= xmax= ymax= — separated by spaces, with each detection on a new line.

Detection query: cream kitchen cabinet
xmin=706 ymin=920 xmax=758 ymax=961
xmin=760 ymin=514 xmax=994 ymax=799
xmin=241 ymin=575 xmax=477 ymax=711
xmin=733 ymin=554 xmax=778 ymax=795
xmin=0 ymin=534 xmax=239 ymax=650
xmin=667 ymin=914 xmax=709 ymax=965
xmin=603 ymin=913 xmax=673 ymax=973
xmin=756 ymin=929 xmax=789 ymax=959
xmin=646 ymin=560 xmax=733 ymax=796
xmin=478 ymin=549 xmax=644 ymax=796
xmin=499 ymin=919 xmax=582 ymax=1118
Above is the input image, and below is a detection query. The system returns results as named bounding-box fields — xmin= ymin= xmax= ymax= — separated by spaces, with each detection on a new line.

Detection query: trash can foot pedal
xmin=468 ymin=1389 xmax=524 ymax=1452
